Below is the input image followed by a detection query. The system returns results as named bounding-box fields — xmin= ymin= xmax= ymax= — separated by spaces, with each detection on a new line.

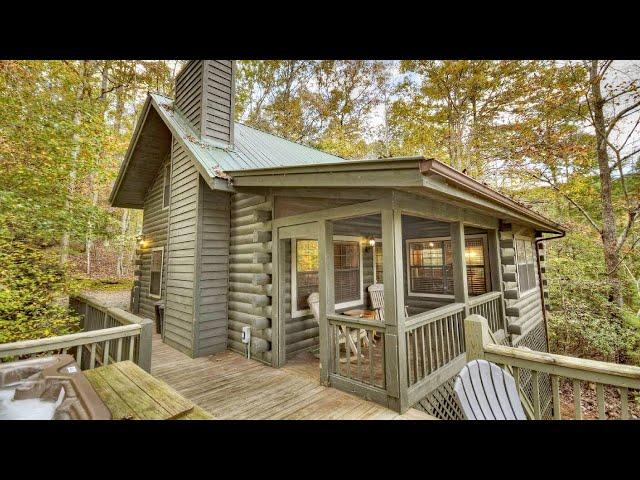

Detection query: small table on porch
xmin=343 ymin=309 xmax=377 ymax=320
xmin=84 ymin=361 xmax=213 ymax=420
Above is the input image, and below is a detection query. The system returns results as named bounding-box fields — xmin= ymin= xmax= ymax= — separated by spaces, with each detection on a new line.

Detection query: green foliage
xmin=69 ymin=276 xmax=132 ymax=293
xmin=0 ymin=240 xmax=79 ymax=343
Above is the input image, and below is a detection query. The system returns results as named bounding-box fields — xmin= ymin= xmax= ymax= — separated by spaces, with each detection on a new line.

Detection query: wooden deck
xmin=151 ymin=334 xmax=434 ymax=420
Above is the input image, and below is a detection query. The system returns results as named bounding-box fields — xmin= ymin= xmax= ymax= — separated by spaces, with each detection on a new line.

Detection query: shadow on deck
xmin=151 ymin=334 xmax=434 ymax=420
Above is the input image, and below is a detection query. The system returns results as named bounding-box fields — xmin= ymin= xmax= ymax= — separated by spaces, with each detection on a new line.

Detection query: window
xmin=291 ymin=236 xmax=363 ymax=317
xmin=407 ymin=235 xmax=489 ymax=297
xmin=149 ymin=247 xmax=164 ymax=298
xmin=162 ymin=163 xmax=171 ymax=209
xmin=515 ymin=238 xmax=539 ymax=294
xmin=374 ymin=241 xmax=383 ymax=284
xmin=334 ymin=240 xmax=361 ymax=305
xmin=294 ymin=240 xmax=319 ymax=312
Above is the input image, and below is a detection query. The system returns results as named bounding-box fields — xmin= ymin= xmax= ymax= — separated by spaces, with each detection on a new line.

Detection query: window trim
xmin=372 ymin=238 xmax=383 ymax=285
xmin=405 ymin=233 xmax=489 ymax=298
xmin=514 ymin=235 xmax=539 ymax=295
xmin=291 ymin=235 xmax=364 ymax=319
xmin=162 ymin=162 xmax=171 ymax=211
xmin=149 ymin=246 xmax=164 ymax=299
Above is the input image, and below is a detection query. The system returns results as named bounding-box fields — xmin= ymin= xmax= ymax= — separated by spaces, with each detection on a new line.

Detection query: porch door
xmin=275 ymin=222 xmax=319 ymax=368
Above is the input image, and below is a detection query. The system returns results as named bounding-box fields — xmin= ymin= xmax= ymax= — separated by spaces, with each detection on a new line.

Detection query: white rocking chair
xmin=307 ymin=293 xmax=368 ymax=362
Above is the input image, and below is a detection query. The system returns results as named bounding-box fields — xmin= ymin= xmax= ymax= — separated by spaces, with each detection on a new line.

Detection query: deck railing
xmin=403 ymin=292 xmax=506 ymax=405
xmin=327 ymin=313 xmax=388 ymax=404
xmin=0 ymin=294 xmax=154 ymax=372
xmin=468 ymin=291 xmax=506 ymax=336
xmin=466 ymin=314 xmax=640 ymax=419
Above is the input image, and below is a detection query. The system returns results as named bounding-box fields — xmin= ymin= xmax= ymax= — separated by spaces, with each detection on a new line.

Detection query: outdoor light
xmin=136 ymin=234 xmax=147 ymax=248
xmin=368 ymin=238 xmax=376 ymax=247
xmin=428 ymin=242 xmax=434 ymax=248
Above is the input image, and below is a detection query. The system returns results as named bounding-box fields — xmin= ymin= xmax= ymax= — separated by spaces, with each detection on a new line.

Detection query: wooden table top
xmin=343 ymin=309 xmax=376 ymax=319
xmin=84 ymin=361 xmax=213 ymax=420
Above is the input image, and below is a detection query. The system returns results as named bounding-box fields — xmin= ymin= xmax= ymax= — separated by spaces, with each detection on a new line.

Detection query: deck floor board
xmin=150 ymin=334 xmax=435 ymax=420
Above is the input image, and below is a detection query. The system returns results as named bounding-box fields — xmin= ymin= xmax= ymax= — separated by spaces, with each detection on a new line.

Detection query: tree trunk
xmin=589 ymin=60 xmax=622 ymax=309
xmin=116 ymin=209 xmax=129 ymax=276
xmin=60 ymin=61 xmax=92 ymax=266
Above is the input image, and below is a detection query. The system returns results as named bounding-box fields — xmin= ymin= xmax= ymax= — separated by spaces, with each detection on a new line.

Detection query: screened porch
xmin=271 ymin=191 xmax=508 ymax=413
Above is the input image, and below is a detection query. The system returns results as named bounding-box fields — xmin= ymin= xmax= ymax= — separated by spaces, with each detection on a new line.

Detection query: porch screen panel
xmin=408 ymin=241 xmax=450 ymax=295
xmin=296 ymin=240 xmax=319 ymax=311
xmin=375 ymin=242 xmax=383 ymax=284
xmin=408 ymin=237 xmax=488 ymax=296
xmin=334 ymin=241 xmax=360 ymax=304
xmin=464 ymin=237 xmax=487 ymax=295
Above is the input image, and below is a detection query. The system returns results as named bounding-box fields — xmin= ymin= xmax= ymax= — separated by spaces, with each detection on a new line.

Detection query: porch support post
xmin=318 ymin=219 xmax=334 ymax=386
xmin=450 ymin=221 xmax=469 ymax=316
xmin=382 ymin=196 xmax=408 ymax=412
xmin=487 ymin=228 xmax=507 ymax=332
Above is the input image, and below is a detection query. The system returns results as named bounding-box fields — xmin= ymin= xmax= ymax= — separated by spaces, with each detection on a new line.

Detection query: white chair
xmin=368 ymin=283 xmax=409 ymax=322
xmin=307 ymin=293 xmax=367 ymax=361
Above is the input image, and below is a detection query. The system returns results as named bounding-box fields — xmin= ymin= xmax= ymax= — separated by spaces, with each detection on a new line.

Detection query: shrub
xmin=0 ymin=240 xmax=79 ymax=344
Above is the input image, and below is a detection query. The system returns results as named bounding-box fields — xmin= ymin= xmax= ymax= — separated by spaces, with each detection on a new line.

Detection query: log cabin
xmin=108 ymin=60 xmax=565 ymax=417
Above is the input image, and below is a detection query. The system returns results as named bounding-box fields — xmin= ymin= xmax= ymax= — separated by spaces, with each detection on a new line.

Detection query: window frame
xmin=515 ymin=235 xmax=539 ymax=296
xmin=291 ymin=235 xmax=364 ymax=319
xmin=162 ymin=162 xmax=171 ymax=210
xmin=372 ymin=238 xmax=383 ymax=285
xmin=149 ymin=246 xmax=164 ymax=299
xmin=405 ymin=233 xmax=490 ymax=298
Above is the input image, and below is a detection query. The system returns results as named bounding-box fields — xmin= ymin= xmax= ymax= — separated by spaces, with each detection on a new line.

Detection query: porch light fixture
xmin=368 ymin=238 xmax=376 ymax=247
xmin=136 ymin=234 xmax=147 ymax=248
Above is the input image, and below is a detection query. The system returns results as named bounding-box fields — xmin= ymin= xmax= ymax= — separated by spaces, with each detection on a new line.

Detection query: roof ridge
xmin=234 ymin=121 xmax=345 ymax=160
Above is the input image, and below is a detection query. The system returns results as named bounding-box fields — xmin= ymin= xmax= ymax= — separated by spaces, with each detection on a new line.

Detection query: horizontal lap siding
xmin=175 ymin=61 xmax=203 ymax=133
xmin=195 ymin=182 xmax=230 ymax=356
xmin=139 ymin=157 xmax=170 ymax=320
xmin=165 ymin=139 xmax=199 ymax=355
xmin=203 ymin=60 xmax=233 ymax=145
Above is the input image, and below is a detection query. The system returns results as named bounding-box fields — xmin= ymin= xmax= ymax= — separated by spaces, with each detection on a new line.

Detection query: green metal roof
xmin=150 ymin=93 xmax=344 ymax=177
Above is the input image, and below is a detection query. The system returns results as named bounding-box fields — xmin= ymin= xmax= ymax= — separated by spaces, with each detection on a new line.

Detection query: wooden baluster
xmin=356 ymin=328 xmax=362 ymax=382
xmin=532 ymin=370 xmax=541 ymax=419
xmin=573 ymin=380 xmax=582 ymax=420
xmin=89 ymin=343 xmax=96 ymax=369
xmin=427 ymin=324 xmax=433 ymax=374
xmin=103 ymin=340 xmax=110 ymax=366
xmin=368 ymin=330 xmax=374 ymax=385
xmin=344 ymin=326 xmax=351 ymax=379
xmin=596 ymin=383 xmax=605 ymax=420
xmin=62 ymin=348 xmax=68 ymax=355
xmin=420 ymin=326 xmax=427 ymax=379
xmin=551 ymin=375 xmax=561 ymax=420
xmin=620 ymin=387 xmax=629 ymax=420
xmin=416 ymin=329 xmax=420 ymax=383
xmin=334 ymin=326 xmax=340 ymax=374
xmin=380 ymin=334 xmax=385 ymax=388
xmin=116 ymin=338 xmax=123 ymax=362
xmin=444 ymin=317 xmax=451 ymax=363
xmin=434 ymin=322 xmax=440 ymax=370
xmin=75 ymin=345 xmax=82 ymax=369
xmin=513 ymin=366 xmax=520 ymax=393
xmin=129 ymin=336 xmax=136 ymax=361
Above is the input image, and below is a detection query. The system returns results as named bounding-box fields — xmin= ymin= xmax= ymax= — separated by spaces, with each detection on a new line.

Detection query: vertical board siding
xmin=228 ymin=193 xmax=273 ymax=364
xmin=164 ymin=139 xmax=199 ymax=355
xmin=139 ymin=156 xmax=170 ymax=320
xmin=174 ymin=61 xmax=203 ymax=134
xmin=195 ymin=181 xmax=230 ymax=356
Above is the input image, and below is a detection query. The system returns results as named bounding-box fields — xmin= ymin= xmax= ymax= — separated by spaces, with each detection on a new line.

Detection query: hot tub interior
xmin=0 ymin=355 xmax=111 ymax=420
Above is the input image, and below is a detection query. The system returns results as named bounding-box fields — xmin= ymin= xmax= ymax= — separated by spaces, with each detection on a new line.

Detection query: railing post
xmin=451 ymin=221 xmax=469 ymax=316
xmin=464 ymin=314 xmax=491 ymax=361
xmin=136 ymin=318 xmax=154 ymax=372
xmin=318 ymin=219 xmax=335 ymax=386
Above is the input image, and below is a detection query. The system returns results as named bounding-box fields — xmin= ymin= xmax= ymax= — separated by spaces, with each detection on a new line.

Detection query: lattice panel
xmin=415 ymin=376 xmax=464 ymax=420
xmin=512 ymin=320 xmax=553 ymax=419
